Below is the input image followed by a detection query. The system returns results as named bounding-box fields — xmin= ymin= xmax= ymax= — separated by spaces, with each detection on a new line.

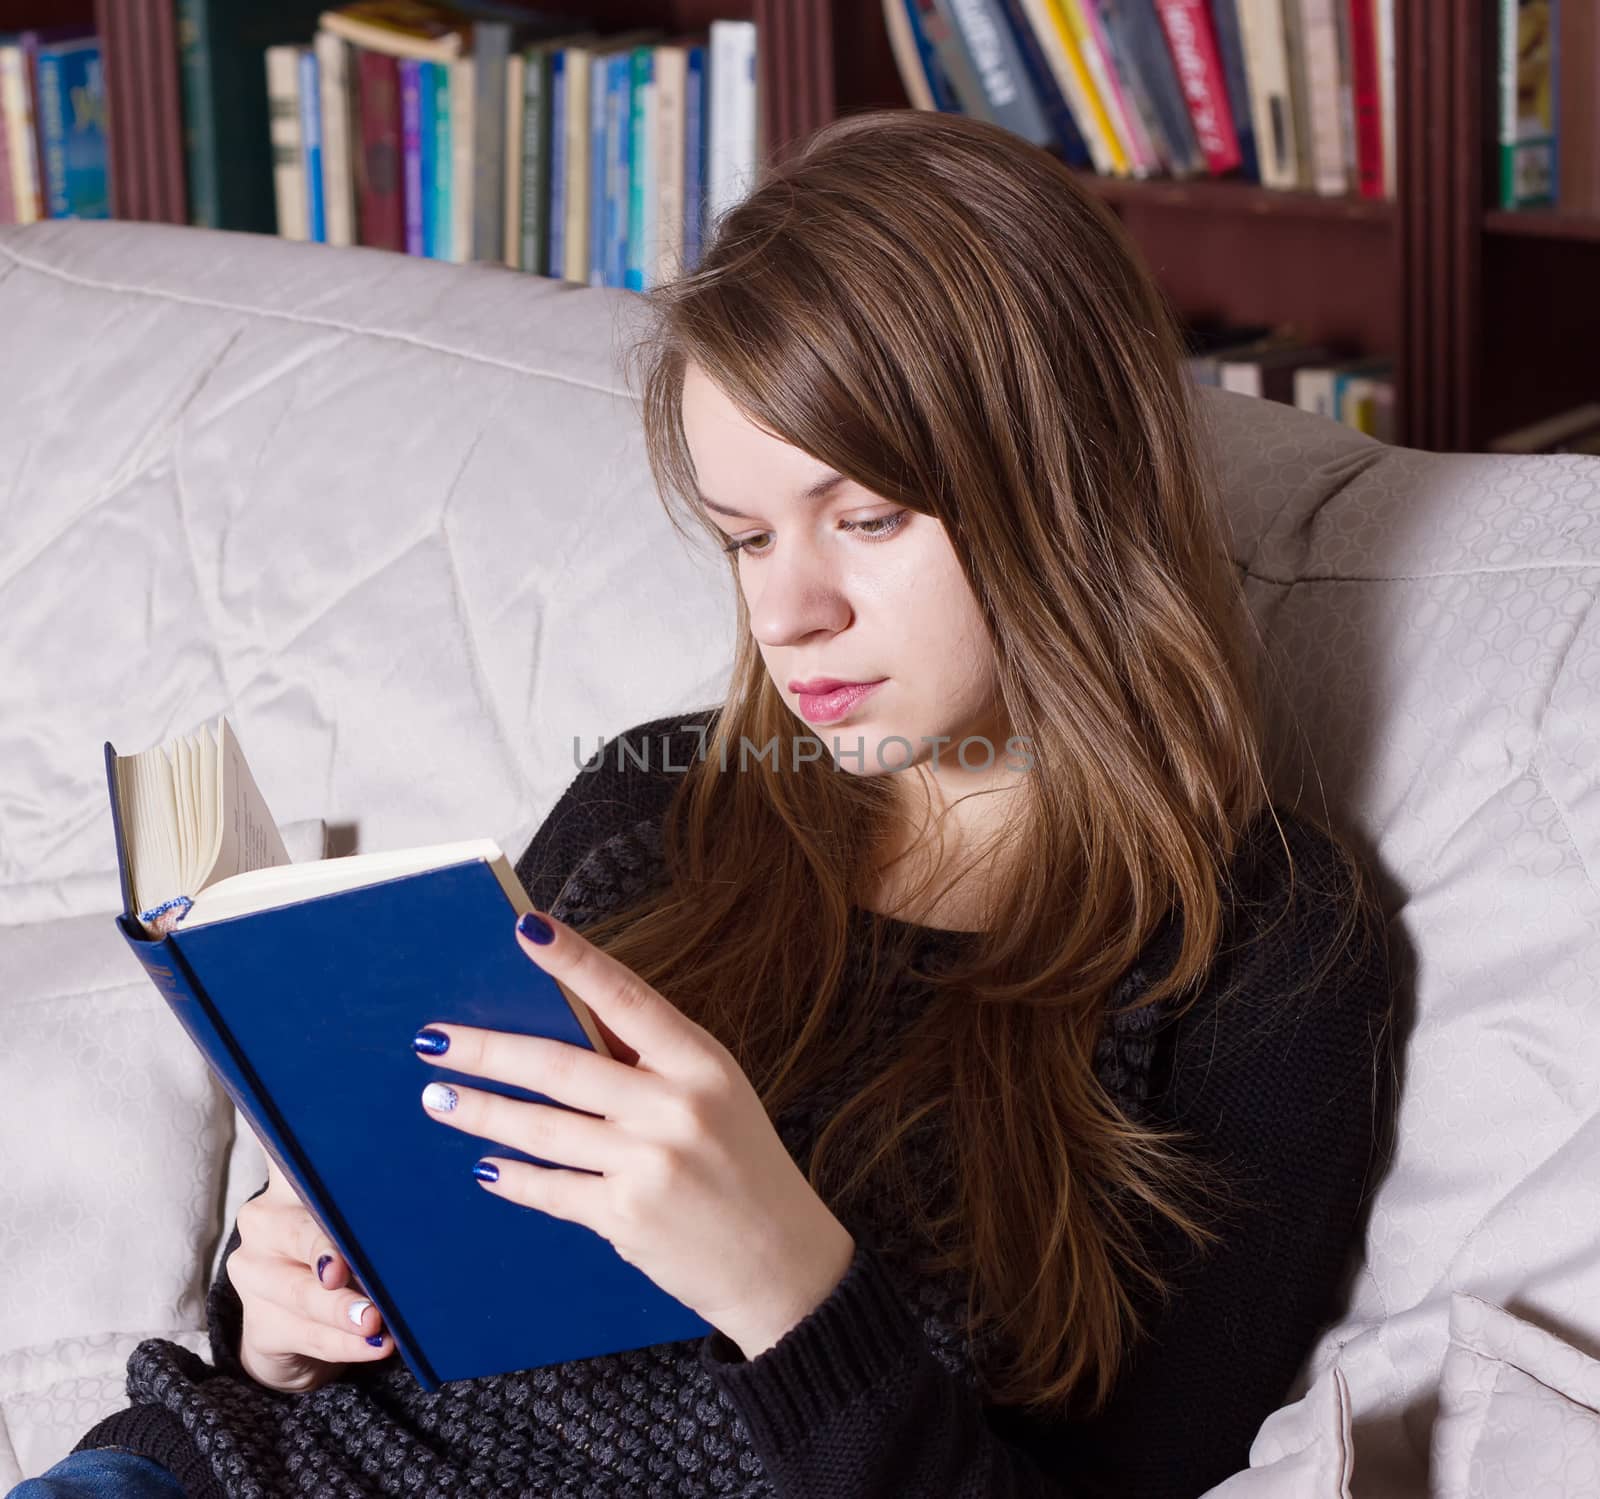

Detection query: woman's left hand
xmin=412 ymin=909 xmax=858 ymax=1359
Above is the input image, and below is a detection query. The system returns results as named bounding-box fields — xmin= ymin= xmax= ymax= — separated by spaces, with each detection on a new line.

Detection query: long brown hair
xmin=584 ymin=108 xmax=1376 ymax=1416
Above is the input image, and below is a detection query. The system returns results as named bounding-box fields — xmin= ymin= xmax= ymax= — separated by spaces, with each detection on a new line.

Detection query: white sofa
xmin=1 ymin=219 xmax=1597 ymax=1499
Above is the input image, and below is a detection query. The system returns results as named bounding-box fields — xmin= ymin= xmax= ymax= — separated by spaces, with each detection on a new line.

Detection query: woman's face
xmin=681 ymin=362 xmax=1009 ymax=780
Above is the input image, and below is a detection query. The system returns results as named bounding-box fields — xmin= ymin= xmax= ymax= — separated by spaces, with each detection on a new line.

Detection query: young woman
xmin=23 ymin=107 xmax=1393 ymax=1499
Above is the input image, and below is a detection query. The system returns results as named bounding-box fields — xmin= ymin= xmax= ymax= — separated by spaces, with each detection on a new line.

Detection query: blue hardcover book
xmin=429 ymin=63 xmax=453 ymax=261
xmin=589 ymin=51 xmax=608 ymax=286
xmin=549 ymin=48 xmax=568 ymax=279
xmin=682 ymin=43 xmax=706 ymax=274
xmin=419 ymin=61 xmax=438 ymax=257
xmin=104 ymin=717 xmax=713 ymax=1392
xmin=299 ymin=48 xmax=326 ymax=243
xmin=399 ymin=58 xmax=424 ymax=256
xmin=626 ymin=46 xmax=653 ymax=292
xmin=605 ymin=51 xmax=632 ymax=289
xmin=35 ymin=37 xmax=110 ymax=219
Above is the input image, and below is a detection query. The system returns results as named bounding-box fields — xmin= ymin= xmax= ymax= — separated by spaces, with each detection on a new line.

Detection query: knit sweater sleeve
xmin=696 ymin=811 xmax=1395 ymax=1499
xmin=203 ymin=709 xmax=718 ymax=1378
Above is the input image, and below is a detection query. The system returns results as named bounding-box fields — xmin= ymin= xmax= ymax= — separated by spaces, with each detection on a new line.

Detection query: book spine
xmin=129 ymin=917 xmax=438 ymax=1395
xmin=1500 ymin=0 xmax=1559 ymax=209
xmin=626 ymin=46 xmax=651 ymax=291
xmin=1237 ymin=0 xmax=1299 ymax=188
xmin=902 ymin=0 xmax=960 ymax=111
xmin=35 ymin=49 xmax=67 ymax=217
xmin=1151 ymin=0 xmax=1241 ymax=174
xmin=417 ymin=59 xmax=437 ymax=256
xmin=430 ymin=62 xmax=451 ymax=260
xmin=449 ymin=56 xmax=473 ymax=262
xmin=473 ymin=22 xmax=509 ymax=262
xmin=1346 ymin=0 xmax=1383 ymax=199
xmin=503 ymin=52 xmax=524 ymax=267
xmin=520 ymin=50 xmax=547 ymax=273
xmin=355 ymin=48 xmax=404 ymax=250
xmin=1278 ymin=0 xmax=1315 ymax=188
xmin=1293 ymin=0 xmax=1347 ymax=194
xmin=315 ymin=31 xmax=355 ymax=246
xmin=299 ymin=47 xmax=326 ymax=242
xmin=1 ymin=46 xmax=43 ymax=222
xmin=683 ymin=42 xmax=705 ymax=273
xmin=175 ymin=0 xmax=218 ymax=227
xmin=589 ymin=52 xmax=607 ymax=286
xmin=1205 ymin=0 xmax=1260 ymax=179
xmin=146 ymin=0 xmax=189 ymax=223
xmin=1375 ymin=0 xmax=1395 ymax=197
xmin=607 ymin=51 xmax=629 ymax=289
xmin=265 ymin=45 xmax=306 ymax=240
xmin=564 ymin=46 xmax=589 ymax=280
xmin=399 ymin=57 xmax=423 ymax=255
xmin=549 ymin=49 xmax=567 ymax=278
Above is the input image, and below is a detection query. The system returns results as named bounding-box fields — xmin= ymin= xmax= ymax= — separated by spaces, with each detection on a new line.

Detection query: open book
xmin=104 ymin=715 xmax=712 ymax=1388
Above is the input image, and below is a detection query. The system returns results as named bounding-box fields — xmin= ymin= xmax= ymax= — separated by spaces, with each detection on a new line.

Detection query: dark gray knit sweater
xmin=74 ymin=713 xmax=1393 ymax=1499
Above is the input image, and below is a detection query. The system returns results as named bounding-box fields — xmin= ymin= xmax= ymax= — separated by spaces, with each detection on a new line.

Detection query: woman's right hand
xmin=231 ymin=1156 xmax=394 ymax=1393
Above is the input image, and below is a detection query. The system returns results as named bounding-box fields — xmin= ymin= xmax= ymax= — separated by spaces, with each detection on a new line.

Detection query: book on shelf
xmin=1499 ymin=0 xmax=1558 ymax=210
xmin=106 ymin=714 xmax=714 ymax=1391
xmin=885 ymin=0 xmax=1399 ymax=201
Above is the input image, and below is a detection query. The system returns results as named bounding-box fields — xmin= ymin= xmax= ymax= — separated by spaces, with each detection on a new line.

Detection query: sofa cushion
xmin=1432 ymin=1292 xmax=1600 ymax=1498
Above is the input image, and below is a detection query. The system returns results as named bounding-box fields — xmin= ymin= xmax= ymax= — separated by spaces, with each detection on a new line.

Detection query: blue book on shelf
xmin=1206 ymin=0 xmax=1260 ymax=182
xmin=103 ymin=734 xmax=713 ymax=1393
xmin=626 ymin=46 xmax=653 ymax=292
xmin=399 ymin=58 xmax=425 ymax=256
xmin=35 ymin=37 xmax=110 ymax=219
xmin=589 ymin=51 xmax=608 ymax=286
xmin=605 ymin=50 xmax=632 ymax=288
xmin=994 ymin=0 xmax=1092 ymax=169
xmin=549 ymin=48 xmax=569 ymax=279
xmin=682 ymin=43 xmax=706 ymax=274
xmin=418 ymin=61 xmax=437 ymax=257
xmin=298 ymin=48 xmax=326 ymax=243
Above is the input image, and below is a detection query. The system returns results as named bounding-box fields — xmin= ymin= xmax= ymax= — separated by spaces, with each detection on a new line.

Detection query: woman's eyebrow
xmin=698 ymin=470 xmax=848 ymax=517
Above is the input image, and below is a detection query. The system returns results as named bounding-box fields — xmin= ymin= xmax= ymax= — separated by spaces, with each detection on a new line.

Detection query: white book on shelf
xmin=1237 ymin=0 xmax=1303 ymax=189
xmin=707 ymin=20 xmax=758 ymax=235
xmin=504 ymin=51 xmax=526 ymax=268
xmin=1376 ymin=0 xmax=1397 ymax=199
xmin=653 ymin=44 xmax=689 ymax=286
xmin=1295 ymin=0 xmax=1349 ymax=196
xmin=449 ymin=57 xmax=475 ymax=262
xmin=315 ymin=31 xmax=356 ymax=248
xmin=265 ymin=45 xmax=308 ymax=242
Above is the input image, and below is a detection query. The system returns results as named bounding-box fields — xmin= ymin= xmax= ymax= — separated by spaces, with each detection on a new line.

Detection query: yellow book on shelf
xmin=1035 ymin=0 xmax=1129 ymax=177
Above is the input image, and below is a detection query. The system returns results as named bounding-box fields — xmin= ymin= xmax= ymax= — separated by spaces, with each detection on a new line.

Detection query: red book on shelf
xmin=355 ymin=47 xmax=406 ymax=251
xmin=1346 ymin=0 xmax=1384 ymax=200
xmin=1151 ymin=0 xmax=1239 ymax=175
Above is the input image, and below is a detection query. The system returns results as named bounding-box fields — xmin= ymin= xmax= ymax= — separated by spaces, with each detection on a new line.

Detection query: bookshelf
xmin=4 ymin=1 xmax=1593 ymax=454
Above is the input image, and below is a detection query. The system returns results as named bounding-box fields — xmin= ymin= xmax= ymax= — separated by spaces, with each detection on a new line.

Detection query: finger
xmin=234 ymin=1251 xmax=387 ymax=1342
xmin=472 ymin=1155 xmax=603 ymax=1231
xmin=511 ymin=910 xmax=712 ymax=1078
xmin=419 ymin=1081 xmax=618 ymax=1174
xmin=245 ymin=1299 xmax=393 ymax=1367
xmin=414 ymin=1020 xmax=665 ymax=1125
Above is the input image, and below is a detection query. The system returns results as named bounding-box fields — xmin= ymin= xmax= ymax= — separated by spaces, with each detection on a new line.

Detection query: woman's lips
xmin=793 ymin=679 xmax=887 ymax=724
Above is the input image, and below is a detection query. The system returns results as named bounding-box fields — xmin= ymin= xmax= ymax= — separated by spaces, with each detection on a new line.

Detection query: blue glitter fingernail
xmin=473 ymin=1160 xmax=499 ymax=1183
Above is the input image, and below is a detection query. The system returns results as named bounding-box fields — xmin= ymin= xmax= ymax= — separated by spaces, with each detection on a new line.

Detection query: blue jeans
xmin=5 ymin=1447 xmax=185 ymax=1498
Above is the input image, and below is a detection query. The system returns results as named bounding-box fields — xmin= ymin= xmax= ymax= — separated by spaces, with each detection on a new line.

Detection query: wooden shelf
xmin=1073 ymin=171 xmax=1396 ymax=228
xmin=1483 ymin=210 xmax=1600 ymax=244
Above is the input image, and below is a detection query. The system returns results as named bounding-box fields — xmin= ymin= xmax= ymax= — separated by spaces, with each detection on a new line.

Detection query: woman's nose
xmin=746 ymin=548 xmax=852 ymax=647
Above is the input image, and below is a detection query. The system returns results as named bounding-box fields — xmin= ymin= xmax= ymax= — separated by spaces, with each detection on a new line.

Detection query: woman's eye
xmin=721 ymin=531 xmax=774 ymax=557
xmin=720 ymin=510 xmax=908 ymax=558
